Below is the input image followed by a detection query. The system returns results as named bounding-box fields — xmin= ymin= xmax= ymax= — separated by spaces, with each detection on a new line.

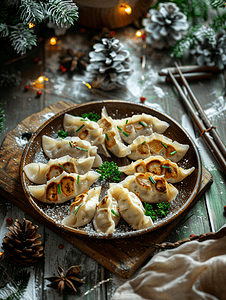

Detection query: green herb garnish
xmin=105 ymin=133 xmax=109 ymax=140
xmin=75 ymin=146 xmax=88 ymax=152
xmin=123 ymin=131 xmax=129 ymax=137
xmin=96 ymin=161 xmax=122 ymax=182
xmin=162 ymin=165 xmax=171 ymax=169
xmin=69 ymin=141 xmax=73 ymax=148
xmin=57 ymin=184 xmax=62 ymax=194
xmin=139 ymin=121 xmax=147 ymax=127
xmin=80 ymin=119 xmax=88 ymax=121
xmin=161 ymin=142 xmax=167 ymax=148
xmin=125 ymin=120 xmax=128 ymax=124
xmin=117 ymin=126 xmax=122 ymax=131
xmin=76 ymin=124 xmax=85 ymax=132
xmin=73 ymin=204 xmax=82 ymax=215
xmin=142 ymin=141 xmax=146 ymax=144
xmin=170 ymin=150 xmax=177 ymax=155
xmin=77 ymin=175 xmax=79 ymax=185
xmin=149 ymin=176 xmax=156 ymax=184
xmin=81 ymin=112 xmax=100 ymax=122
xmin=57 ymin=130 xmax=68 ymax=139
xmin=58 ymin=163 xmax=66 ymax=171
xmin=111 ymin=209 xmax=119 ymax=218
xmin=144 ymin=202 xmax=170 ymax=221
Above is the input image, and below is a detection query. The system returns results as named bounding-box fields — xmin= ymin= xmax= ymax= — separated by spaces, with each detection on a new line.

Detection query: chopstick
xmin=166 ymin=72 xmax=212 ymax=83
xmin=168 ymin=68 xmax=226 ymax=173
xmin=159 ymin=65 xmax=220 ymax=76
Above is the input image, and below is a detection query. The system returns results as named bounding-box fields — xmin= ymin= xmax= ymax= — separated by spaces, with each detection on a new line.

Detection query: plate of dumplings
xmin=20 ymin=100 xmax=202 ymax=238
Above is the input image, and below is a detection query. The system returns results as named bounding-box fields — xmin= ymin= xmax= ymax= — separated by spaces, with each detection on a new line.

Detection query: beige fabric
xmin=112 ymin=226 xmax=226 ymax=300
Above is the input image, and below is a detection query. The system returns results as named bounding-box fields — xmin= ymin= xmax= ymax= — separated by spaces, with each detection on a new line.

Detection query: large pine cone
xmin=87 ymin=38 xmax=132 ymax=90
xmin=143 ymin=3 xmax=189 ymax=49
xmin=2 ymin=218 xmax=43 ymax=266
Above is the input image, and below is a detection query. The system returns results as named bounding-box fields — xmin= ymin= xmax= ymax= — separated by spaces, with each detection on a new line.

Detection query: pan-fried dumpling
xmin=63 ymin=114 xmax=108 ymax=156
xmin=42 ymin=135 xmax=102 ymax=167
xmin=128 ymin=133 xmax=189 ymax=162
xmin=119 ymin=155 xmax=195 ymax=183
xmin=23 ymin=155 xmax=95 ymax=184
xmin=93 ymin=190 xmax=120 ymax=234
xmin=116 ymin=113 xmax=169 ymax=144
xmin=28 ymin=171 xmax=100 ymax=204
xmin=97 ymin=107 xmax=131 ymax=158
xmin=118 ymin=173 xmax=178 ymax=203
xmin=62 ymin=187 xmax=101 ymax=228
xmin=108 ymin=185 xmax=153 ymax=230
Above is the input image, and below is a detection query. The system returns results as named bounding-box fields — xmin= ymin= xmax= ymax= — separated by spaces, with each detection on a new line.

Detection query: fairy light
xmin=0 ymin=252 xmax=3 ymax=259
xmin=82 ymin=81 xmax=92 ymax=89
xmin=120 ymin=4 xmax=132 ymax=15
xmin=136 ymin=30 xmax=142 ymax=37
xmin=50 ymin=37 xmax=57 ymax=45
xmin=29 ymin=23 xmax=35 ymax=28
xmin=37 ymin=76 xmax=45 ymax=83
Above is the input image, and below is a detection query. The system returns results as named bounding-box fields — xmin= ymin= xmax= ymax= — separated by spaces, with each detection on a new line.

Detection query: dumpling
xmin=28 ymin=171 xmax=100 ymax=204
xmin=119 ymin=155 xmax=195 ymax=183
xmin=42 ymin=135 xmax=102 ymax=167
xmin=118 ymin=173 xmax=178 ymax=203
xmin=63 ymin=114 xmax=108 ymax=156
xmin=23 ymin=155 xmax=95 ymax=184
xmin=108 ymin=185 xmax=153 ymax=230
xmin=128 ymin=133 xmax=189 ymax=162
xmin=93 ymin=190 xmax=120 ymax=234
xmin=115 ymin=113 xmax=169 ymax=144
xmin=62 ymin=187 xmax=101 ymax=228
xmin=97 ymin=107 xmax=131 ymax=158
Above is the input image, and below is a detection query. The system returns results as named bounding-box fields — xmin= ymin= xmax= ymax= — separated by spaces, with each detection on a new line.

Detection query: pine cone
xmin=2 ymin=218 xmax=43 ymax=266
xmin=142 ymin=3 xmax=189 ymax=49
xmin=190 ymin=26 xmax=226 ymax=70
xmin=87 ymin=38 xmax=132 ymax=90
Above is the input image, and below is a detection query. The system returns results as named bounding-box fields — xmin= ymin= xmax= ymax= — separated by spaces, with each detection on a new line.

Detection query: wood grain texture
xmin=0 ymin=101 xmax=213 ymax=279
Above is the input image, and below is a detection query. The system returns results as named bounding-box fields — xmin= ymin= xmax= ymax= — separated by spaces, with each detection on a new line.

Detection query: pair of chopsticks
xmin=159 ymin=65 xmax=220 ymax=82
xmin=168 ymin=63 xmax=226 ymax=173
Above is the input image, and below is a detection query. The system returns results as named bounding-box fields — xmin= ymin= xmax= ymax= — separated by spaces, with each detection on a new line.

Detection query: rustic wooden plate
xmin=20 ymin=100 xmax=202 ymax=239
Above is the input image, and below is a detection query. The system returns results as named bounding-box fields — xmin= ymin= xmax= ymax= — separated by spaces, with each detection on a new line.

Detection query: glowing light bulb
xmin=50 ymin=37 xmax=57 ymax=45
xmin=120 ymin=4 xmax=132 ymax=15
xmin=82 ymin=81 xmax=92 ymax=89
xmin=136 ymin=30 xmax=142 ymax=37
xmin=0 ymin=252 xmax=3 ymax=259
xmin=38 ymin=76 xmax=44 ymax=83
xmin=29 ymin=23 xmax=35 ymax=28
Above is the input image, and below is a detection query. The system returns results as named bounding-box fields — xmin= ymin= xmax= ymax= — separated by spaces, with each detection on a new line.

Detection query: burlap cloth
xmin=112 ymin=225 xmax=226 ymax=300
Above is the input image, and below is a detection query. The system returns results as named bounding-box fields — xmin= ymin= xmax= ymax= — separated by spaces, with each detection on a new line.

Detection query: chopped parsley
xmin=161 ymin=142 xmax=167 ymax=148
xmin=142 ymin=141 xmax=146 ymax=144
xmin=149 ymin=176 xmax=156 ymax=184
xmin=69 ymin=141 xmax=73 ymax=148
xmin=77 ymin=175 xmax=79 ymax=185
xmin=123 ymin=131 xmax=129 ymax=137
xmin=170 ymin=150 xmax=177 ymax=155
xmin=144 ymin=202 xmax=170 ymax=221
xmin=139 ymin=121 xmax=147 ymax=127
xmin=81 ymin=112 xmax=100 ymax=122
xmin=96 ymin=161 xmax=122 ymax=182
xmin=57 ymin=130 xmax=68 ymax=138
xmin=117 ymin=126 xmax=122 ymax=131
xmin=57 ymin=184 xmax=62 ymax=194
xmin=75 ymin=146 xmax=88 ymax=152
xmin=105 ymin=133 xmax=109 ymax=140
xmin=76 ymin=124 xmax=85 ymax=132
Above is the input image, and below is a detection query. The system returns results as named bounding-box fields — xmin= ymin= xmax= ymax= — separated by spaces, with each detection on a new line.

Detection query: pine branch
xmin=9 ymin=23 xmax=37 ymax=55
xmin=211 ymin=14 xmax=226 ymax=31
xmin=20 ymin=0 xmax=44 ymax=24
xmin=0 ymin=103 xmax=5 ymax=134
xmin=0 ymin=23 xmax=9 ymax=37
xmin=46 ymin=0 xmax=79 ymax=26
xmin=210 ymin=0 xmax=226 ymax=8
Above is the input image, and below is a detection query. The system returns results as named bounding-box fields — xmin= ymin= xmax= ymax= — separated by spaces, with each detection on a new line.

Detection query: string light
xmin=50 ymin=37 xmax=57 ymax=45
xmin=82 ymin=81 xmax=92 ymax=89
xmin=0 ymin=252 xmax=3 ymax=259
xmin=120 ymin=4 xmax=132 ymax=15
xmin=136 ymin=30 xmax=142 ymax=37
xmin=29 ymin=23 xmax=35 ymax=28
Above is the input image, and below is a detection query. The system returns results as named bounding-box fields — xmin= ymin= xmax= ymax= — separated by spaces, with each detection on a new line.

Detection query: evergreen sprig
xmin=0 ymin=0 xmax=79 ymax=55
xmin=96 ymin=161 xmax=122 ymax=182
xmin=0 ymin=270 xmax=30 ymax=300
xmin=0 ymin=103 xmax=5 ymax=134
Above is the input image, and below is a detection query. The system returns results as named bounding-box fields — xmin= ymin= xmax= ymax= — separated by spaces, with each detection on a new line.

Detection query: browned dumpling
xmin=118 ymin=173 xmax=178 ymax=203
xmin=128 ymin=133 xmax=189 ymax=162
xmin=119 ymin=155 xmax=195 ymax=183
xmin=28 ymin=171 xmax=100 ymax=204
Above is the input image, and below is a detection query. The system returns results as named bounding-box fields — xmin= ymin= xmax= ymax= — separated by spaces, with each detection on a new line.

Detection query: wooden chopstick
xmin=168 ymin=69 xmax=226 ymax=173
xmin=159 ymin=65 xmax=220 ymax=76
xmin=174 ymin=62 xmax=226 ymax=159
xmin=166 ymin=72 xmax=212 ymax=82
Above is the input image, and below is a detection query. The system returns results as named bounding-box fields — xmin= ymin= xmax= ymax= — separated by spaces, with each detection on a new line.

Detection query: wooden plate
xmin=20 ymin=100 xmax=202 ymax=239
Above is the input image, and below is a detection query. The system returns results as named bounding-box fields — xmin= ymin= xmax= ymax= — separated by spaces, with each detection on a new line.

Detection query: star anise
xmin=46 ymin=265 xmax=85 ymax=294
xmin=60 ymin=49 xmax=88 ymax=72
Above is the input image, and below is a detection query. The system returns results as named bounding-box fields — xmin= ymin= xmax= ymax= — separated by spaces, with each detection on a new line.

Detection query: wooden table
xmin=0 ymin=24 xmax=225 ymax=300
